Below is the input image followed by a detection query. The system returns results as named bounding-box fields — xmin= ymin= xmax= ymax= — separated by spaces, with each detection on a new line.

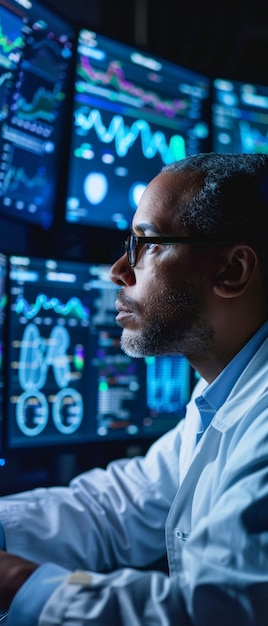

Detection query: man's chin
xmin=120 ymin=331 xmax=147 ymax=358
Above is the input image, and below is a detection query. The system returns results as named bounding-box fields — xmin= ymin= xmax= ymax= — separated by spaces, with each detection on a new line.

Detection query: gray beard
xmin=120 ymin=288 xmax=214 ymax=360
xmin=120 ymin=323 xmax=213 ymax=359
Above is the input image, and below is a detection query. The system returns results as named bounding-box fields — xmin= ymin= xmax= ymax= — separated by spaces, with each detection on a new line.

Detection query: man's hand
xmin=0 ymin=550 xmax=39 ymax=610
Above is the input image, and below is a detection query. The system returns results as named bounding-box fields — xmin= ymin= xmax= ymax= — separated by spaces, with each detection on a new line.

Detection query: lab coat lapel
xmin=166 ymin=425 xmax=223 ymax=574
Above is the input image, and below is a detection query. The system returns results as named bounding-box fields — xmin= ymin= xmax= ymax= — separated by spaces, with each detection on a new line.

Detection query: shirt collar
xmin=195 ymin=320 xmax=268 ymax=433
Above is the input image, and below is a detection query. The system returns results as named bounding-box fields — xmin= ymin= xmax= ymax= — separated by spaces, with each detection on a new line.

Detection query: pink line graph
xmin=79 ymin=56 xmax=188 ymax=118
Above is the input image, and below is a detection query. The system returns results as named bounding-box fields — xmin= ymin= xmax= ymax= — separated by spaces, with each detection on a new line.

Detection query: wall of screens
xmin=0 ymin=0 xmax=75 ymax=229
xmin=1 ymin=1 xmax=267 ymax=488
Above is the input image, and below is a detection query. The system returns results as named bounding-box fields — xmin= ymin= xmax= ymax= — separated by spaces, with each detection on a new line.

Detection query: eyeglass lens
xmin=126 ymin=234 xmax=136 ymax=266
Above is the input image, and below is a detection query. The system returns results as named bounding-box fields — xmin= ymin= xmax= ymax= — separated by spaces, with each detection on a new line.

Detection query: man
xmin=0 ymin=152 xmax=267 ymax=625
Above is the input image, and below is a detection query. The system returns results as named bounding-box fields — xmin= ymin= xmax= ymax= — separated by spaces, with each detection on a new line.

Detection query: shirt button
xmin=174 ymin=528 xmax=189 ymax=541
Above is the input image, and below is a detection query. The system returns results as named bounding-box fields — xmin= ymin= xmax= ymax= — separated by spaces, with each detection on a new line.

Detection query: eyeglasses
xmin=123 ymin=233 xmax=234 ymax=267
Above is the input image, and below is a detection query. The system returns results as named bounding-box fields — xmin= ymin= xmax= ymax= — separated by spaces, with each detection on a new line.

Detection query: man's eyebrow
xmin=132 ymin=222 xmax=163 ymax=235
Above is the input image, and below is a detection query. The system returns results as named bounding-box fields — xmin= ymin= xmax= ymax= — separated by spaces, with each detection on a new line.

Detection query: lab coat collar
xmin=211 ymin=336 xmax=268 ymax=433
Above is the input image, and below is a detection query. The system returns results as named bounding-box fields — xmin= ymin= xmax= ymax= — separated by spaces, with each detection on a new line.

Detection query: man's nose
xmin=109 ymin=253 xmax=136 ymax=286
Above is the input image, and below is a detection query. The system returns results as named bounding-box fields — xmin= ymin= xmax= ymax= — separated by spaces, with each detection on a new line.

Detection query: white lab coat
xmin=1 ymin=338 xmax=268 ymax=625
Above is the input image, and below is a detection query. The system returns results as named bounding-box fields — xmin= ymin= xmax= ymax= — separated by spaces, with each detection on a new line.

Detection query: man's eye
xmin=146 ymin=242 xmax=157 ymax=250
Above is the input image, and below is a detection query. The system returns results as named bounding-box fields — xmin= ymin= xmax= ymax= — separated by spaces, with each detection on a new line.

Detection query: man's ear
xmin=213 ymin=245 xmax=258 ymax=298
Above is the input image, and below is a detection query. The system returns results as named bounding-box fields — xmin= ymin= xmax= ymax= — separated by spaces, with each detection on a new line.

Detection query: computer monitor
xmin=0 ymin=0 xmax=75 ymax=229
xmin=212 ymin=77 xmax=268 ymax=154
xmin=65 ymin=27 xmax=211 ymax=230
xmin=0 ymin=253 xmax=7 ymax=459
xmin=6 ymin=254 xmax=192 ymax=449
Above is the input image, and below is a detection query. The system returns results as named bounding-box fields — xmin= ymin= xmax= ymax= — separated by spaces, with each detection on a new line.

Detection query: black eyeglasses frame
xmin=123 ymin=233 xmax=235 ymax=267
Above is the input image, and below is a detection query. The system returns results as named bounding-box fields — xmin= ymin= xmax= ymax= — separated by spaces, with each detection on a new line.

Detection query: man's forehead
xmin=144 ymin=170 xmax=183 ymax=201
xmin=133 ymin=172 xmax=186 ymax=233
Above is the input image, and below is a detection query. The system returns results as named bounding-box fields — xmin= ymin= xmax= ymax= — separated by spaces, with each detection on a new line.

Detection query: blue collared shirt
xmin=195 ymin=320 xmax=268 ymax=442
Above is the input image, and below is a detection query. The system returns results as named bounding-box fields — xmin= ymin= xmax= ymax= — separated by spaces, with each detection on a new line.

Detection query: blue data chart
xmin=212 ymin=77 xmax=268 ymax=155
xmin=65 ymin=28 xmax=210 ymax=230
xmin=6 ymin=255 xmax=193 ymax=449
xmin=0 ymin=0 xmax=74 ymax=229
xmin=7 ymin=255 xmax=94 ymax=447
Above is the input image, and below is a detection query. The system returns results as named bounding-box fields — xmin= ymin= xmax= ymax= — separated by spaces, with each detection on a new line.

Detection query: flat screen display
xmin=7 ymin=254 xmax=192 ymax=449
xmin=212 ymin=77 xmax=268 ymax=154
xmin=65 ymin=28 xmax=211 ymax=230
xmin=0 ymin=0 xmax=74 ymax=228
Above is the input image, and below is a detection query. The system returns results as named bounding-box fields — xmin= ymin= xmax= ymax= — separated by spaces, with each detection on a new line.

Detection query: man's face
xmin=110 ymin=171 xmax=214 ymax=360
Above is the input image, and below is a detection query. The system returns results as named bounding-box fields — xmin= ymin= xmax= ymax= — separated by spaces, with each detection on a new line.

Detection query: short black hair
xmin=163 ymin=153 xmax=268 ymax=287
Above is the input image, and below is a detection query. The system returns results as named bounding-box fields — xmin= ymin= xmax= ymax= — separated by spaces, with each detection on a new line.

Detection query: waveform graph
xmin=15 ymin=293 xmax=90 ymax=322
xmin=74 ymin=106 xmax=186 ymax=164
xmin=67 ymin=102 xmax=186 ymax=229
